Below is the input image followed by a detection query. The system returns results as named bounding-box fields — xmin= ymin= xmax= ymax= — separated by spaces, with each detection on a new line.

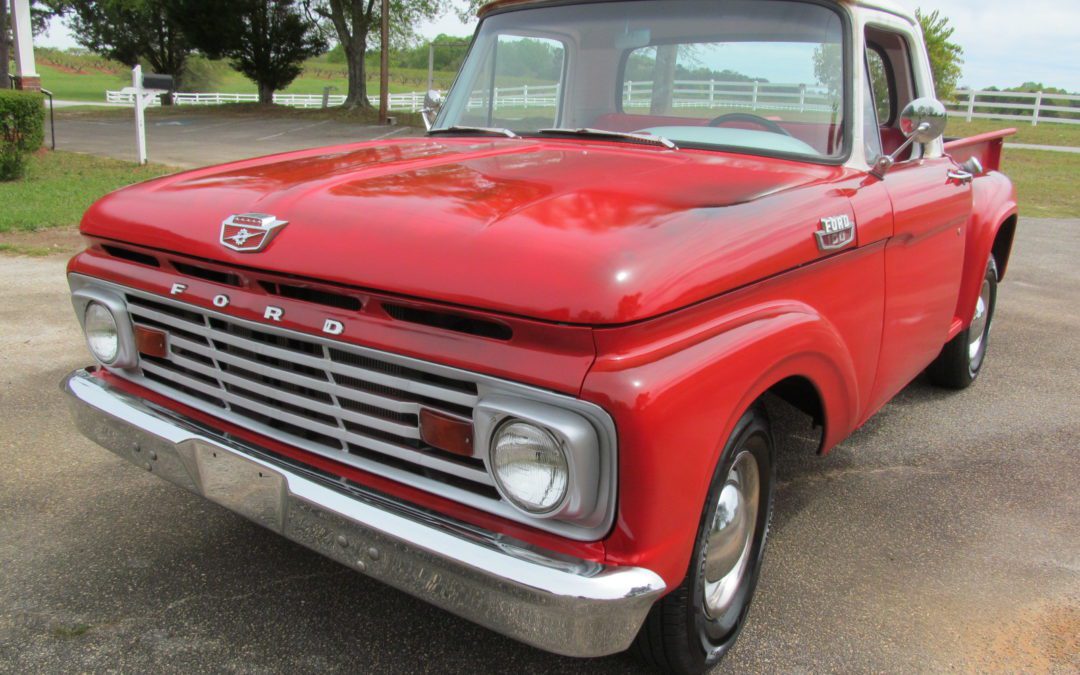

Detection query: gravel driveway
xmin=0 ymin=218 xmax=1077 ymax=673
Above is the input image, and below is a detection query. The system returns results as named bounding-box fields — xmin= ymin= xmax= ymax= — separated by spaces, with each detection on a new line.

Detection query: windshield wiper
xmin=429 ymin=125 xmax=519 ymax=139
xmin=538 ymin=127 xmax=677 ymax=149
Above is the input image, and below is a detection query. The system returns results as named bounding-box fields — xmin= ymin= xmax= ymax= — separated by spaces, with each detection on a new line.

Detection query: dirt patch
xmin=0 ymin=226 xmax=84 ymax=257
xmin=964 ymin=599 xmax=1080 ymax=672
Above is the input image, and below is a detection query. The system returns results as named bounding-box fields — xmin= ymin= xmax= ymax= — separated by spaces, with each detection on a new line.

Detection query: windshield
xmin=434 ymin=0 xmax=848 ymax=160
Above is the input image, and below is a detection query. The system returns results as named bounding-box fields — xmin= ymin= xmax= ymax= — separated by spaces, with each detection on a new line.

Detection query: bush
xmin=0 ymin=90 xmax=45 ymax=181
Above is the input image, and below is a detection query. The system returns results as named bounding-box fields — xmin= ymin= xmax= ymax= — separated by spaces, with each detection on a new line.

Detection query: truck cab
xmin=63 ymin=1 xmax=1017 ymax=672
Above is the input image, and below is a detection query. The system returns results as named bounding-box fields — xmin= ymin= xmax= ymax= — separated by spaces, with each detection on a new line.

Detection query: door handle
xmin=947 ymin=169 xmax=974 ymax=185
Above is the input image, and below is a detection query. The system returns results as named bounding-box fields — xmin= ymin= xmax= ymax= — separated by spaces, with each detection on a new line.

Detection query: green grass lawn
xmin=0 ymin=152 xmax=176 ymax=233
xmin=947 ymin=117 xmax=1080 ymax=147
xmin=1003 ymin=149 xmax=1080 ymax=218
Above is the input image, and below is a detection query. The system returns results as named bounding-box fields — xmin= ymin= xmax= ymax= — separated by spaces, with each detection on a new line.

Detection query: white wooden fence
xmin=107 ymin=85 xmax=1080 ymax=126
xmin=106 ymin=81 xmax=836 ymax=114
xmin=624 ymin=80 xmax=836 ymax=113
xmin=106 ymin=89 xmax=427 ymax=111
xmin=465 ymin=81 xmax=837 ymax=113
xmin=947 ymin=89 xmax=1080 ymax=126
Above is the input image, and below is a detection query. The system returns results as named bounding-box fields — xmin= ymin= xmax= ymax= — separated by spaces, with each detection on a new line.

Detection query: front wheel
xmin=928 ymin=256 xmax=999 ymax=389
xmin=633 ymin=405 xmax=776 ymax=674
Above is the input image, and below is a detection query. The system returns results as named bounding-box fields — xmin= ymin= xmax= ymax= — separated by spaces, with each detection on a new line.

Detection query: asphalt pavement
xmin=0 ymin=218 xmax=1077 ymax=673
xmin=48 ymin=110 xmax=422 ymax=168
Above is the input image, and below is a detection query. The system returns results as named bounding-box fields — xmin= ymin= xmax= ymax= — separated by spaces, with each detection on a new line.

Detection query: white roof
xmin=482 ymin=0 xmax=919 ymax=25
xmin=849 ymin=0 xmax=918 ymax=24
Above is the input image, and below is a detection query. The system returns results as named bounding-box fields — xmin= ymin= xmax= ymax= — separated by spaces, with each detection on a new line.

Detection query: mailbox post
xmin=123 ymin=65 xmax=172 ymax=165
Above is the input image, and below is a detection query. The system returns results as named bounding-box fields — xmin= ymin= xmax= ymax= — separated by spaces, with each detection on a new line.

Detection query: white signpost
xmin=121 ymin=65 xmax=169 ymax=165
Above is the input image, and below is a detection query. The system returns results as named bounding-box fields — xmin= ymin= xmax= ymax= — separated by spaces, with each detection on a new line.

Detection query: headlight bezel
xmin=475 ymin=395 xmax=606 ymax=527
xmin=71 ymin=287 xmax=139 ymax=369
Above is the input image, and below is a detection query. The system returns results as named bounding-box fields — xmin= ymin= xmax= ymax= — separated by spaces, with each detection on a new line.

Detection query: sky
xmin=35 ymin=0 xmax=1080 ymax=92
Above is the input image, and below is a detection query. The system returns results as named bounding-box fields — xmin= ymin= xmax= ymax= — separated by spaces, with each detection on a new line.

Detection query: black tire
xmin=633 ymin=405 xmax=776 ymax=674
xmin=928 ymin=256 xmax=999 ymax=390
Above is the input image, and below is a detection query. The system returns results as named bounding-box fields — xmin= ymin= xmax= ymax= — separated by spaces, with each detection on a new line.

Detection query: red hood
xmin=82 ymin=137 xmax=856 ymax=324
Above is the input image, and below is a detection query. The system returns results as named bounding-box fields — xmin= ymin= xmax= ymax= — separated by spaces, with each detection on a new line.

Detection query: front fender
xmin=584 ymin=244 xmax=883 ymax=588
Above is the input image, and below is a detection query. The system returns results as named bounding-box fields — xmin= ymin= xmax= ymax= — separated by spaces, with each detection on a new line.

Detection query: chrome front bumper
xmin=62 ymin=369 xmax=665 ymax=658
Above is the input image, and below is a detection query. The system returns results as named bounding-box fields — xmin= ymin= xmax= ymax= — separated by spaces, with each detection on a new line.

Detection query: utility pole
xmin=379 ymin=0 xmax=389 ymax=124
xmin=428 ymin=43 xmax=435 ymax=91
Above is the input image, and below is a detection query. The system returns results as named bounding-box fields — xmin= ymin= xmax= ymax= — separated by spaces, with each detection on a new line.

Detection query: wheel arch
xmin=589 ymin=300 xmax=866 ymax=586
xmin=955 ymin=173 xmax=1017 ymax=329
xmin=992 ymin=213 xmax=1018 ymax=280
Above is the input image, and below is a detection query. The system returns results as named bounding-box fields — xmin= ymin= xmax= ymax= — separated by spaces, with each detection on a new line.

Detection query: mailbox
xmin=142 ymin=73 xmax=174 ymax=93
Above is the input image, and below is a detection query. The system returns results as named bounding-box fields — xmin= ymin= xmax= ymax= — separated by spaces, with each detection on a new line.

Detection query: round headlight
xmin=84 ymin=302 xmax=120 ymax=364
xmin=491 ymin=421 xmax=569 ymax=514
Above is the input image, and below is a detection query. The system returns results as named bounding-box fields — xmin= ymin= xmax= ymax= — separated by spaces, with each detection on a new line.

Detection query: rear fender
xmin=954 ymin=171 xmax=1017 ymax=334
xmin=586 ymin=301 xmax=861 ymax=588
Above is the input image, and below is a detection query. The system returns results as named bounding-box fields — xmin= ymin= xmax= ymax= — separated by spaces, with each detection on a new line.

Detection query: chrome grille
xmin=120 ymin=291 xmax=500 ymax=500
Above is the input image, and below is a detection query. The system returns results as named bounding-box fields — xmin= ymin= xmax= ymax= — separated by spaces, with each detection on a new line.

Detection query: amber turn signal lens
xmin=134 ymin=325 xmax=168 ymax=358
xmin=419 ymin=408 xmax=474 ymax=457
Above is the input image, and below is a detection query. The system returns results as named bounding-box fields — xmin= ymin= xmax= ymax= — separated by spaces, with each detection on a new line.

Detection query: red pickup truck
xmin=63 ymin=0 xmax=1018 ymax=671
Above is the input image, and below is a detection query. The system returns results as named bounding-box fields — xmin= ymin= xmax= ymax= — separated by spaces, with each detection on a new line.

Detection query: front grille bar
xmin=121 ymin=291 xmax=495 ymax=492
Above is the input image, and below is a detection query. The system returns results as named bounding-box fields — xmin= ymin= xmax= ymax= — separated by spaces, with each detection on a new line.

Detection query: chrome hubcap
xmin=968 ymin=278 xmax=991 ymax=369
xmin=703 ymin=451 xmax=760 ymax=619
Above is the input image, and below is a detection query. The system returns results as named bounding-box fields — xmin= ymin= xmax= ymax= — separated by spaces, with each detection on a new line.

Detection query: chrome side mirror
xmin=422 ymin=89 xmax=443 ymax=131
xmin=871 ymin=97 xmax=948 ymax=180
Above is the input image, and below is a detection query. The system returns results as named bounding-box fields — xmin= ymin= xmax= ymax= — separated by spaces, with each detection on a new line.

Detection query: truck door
xmin=862 ymin=29 xmax=974 ymax=413
xmin=870 ymin=162 xmax=971 ymax=407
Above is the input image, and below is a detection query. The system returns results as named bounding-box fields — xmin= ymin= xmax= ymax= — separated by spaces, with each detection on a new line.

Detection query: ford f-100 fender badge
xmin=221 ymin=213 xmax=288 ymax=252
xmin=815 ymin=215 xmax=856 ymax=252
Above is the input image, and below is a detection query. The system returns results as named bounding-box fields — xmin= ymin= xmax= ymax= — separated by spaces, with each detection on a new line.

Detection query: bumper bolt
xmin=367 ymin=547 xmax=380 ymax=561
xmin=148 ymin=450 xmax=157 ymax=461
xmin=337 ymin=535 xmax=349 ymax=548
xmin=355 ymin=560 xmax=366 ymax=572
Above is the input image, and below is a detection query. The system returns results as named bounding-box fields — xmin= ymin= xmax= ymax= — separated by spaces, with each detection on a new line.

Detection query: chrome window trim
xmin=68 ymin=273 xmax=617 ymax=541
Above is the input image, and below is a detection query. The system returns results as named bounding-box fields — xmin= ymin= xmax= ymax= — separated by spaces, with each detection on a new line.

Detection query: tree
xmin=304 ymin=0 xmax=445 ymax=109
xmin=455 ymin=0 xmax=482 ymax=22
xmin=64 ymin=0 xmax=191 ymax=92
xmin=811 ymin=43 xmax=842 ymax=95
xmin=178 ymin=0 xmax=327 ymax=104
xmin=916 ymin=8 xmax=963 ymax=101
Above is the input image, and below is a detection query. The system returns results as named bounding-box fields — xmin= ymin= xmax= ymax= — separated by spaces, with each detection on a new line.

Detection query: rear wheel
xmin=633 ymin=405 xmax=775 ymax=674
xmin=928 ymin=256 xmax=998 ymax=389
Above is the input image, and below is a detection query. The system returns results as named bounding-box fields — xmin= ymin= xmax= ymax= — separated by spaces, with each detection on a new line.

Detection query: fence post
xmin=709 ymin=79 xmax=715 ymax=105
xmin=1032 ymin=91 xmax=1043 ymax=126
xmin=966 ymin=90 xmax=975 ymax=122
xmin=752 ymin=81 xmax=759 ymax=111
xmin=494 ymin=86 xmax=499 ymax=111
xmin=523 ymin=84 xmax=528 ymax=109
xmin=627 ymin=80 xmax=632 ymax=105
xmin=799 ymin=83 xmax=806 ymax=112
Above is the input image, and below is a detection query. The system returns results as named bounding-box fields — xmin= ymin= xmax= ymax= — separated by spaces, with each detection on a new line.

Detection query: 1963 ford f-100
xmin=63 ymin=0 xmax=1017 ymax=671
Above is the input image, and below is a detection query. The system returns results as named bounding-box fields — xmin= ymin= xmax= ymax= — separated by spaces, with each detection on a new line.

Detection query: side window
xmin=459 ymin=35 xmax=565 ymax=131
xmin=866 ymin=47 xmax=893 ymax=124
